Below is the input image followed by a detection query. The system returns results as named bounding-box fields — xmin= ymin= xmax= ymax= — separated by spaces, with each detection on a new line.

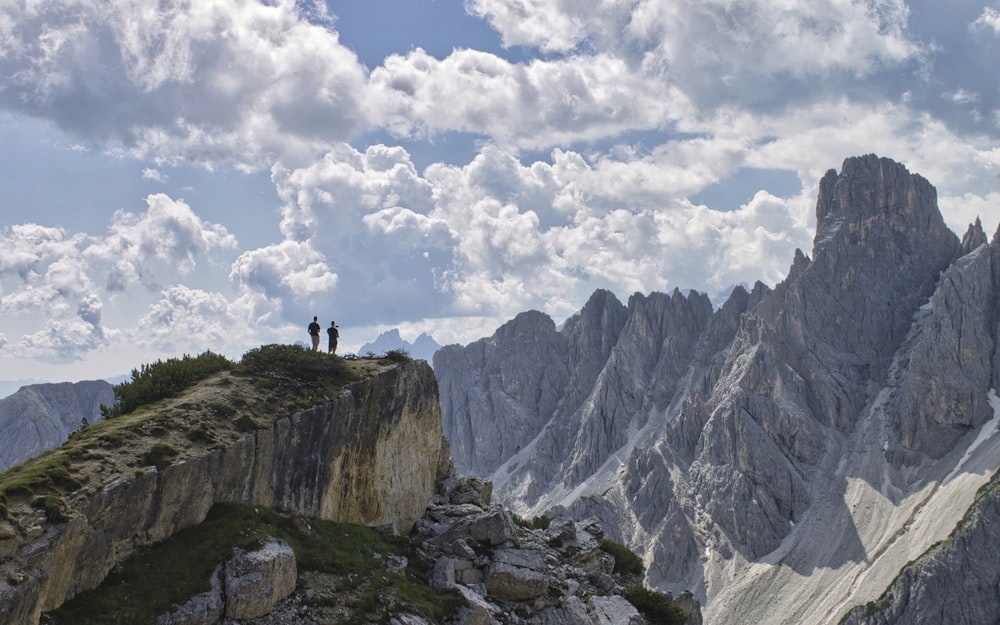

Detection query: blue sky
xmin=0 ymin=0 xmax=998 ymax=393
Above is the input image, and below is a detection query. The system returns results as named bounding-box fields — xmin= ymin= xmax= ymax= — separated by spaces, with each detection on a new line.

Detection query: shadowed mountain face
xmin=0 ymin=381 xmax=114 ymax=472
xmin=435 ymin=155 xmax=1000 ymax=624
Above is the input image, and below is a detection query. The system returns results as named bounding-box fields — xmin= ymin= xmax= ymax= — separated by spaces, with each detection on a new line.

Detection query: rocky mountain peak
xmin=961 ymin=216 xmax=988 ymax=254
xmin=814 ymin=154 xmax=952 ymax=258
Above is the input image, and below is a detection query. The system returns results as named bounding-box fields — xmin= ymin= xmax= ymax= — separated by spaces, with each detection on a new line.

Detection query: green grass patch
xmin=45 ymin=503 xmax=465 ymax=625
xmin=0 ymin=455 xmax=79 ymax=502
xmin=623 ymin=585 xmax=687 ymax=625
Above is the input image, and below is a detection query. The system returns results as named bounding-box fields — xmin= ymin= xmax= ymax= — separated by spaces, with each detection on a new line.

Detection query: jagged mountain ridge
xmin=0 ymin=381 xmax=113 ymax=472
xmin=434 ymin=155 xmax=1000 ymax=624
xmin=359 ymin=328 xmax=443 ymax=365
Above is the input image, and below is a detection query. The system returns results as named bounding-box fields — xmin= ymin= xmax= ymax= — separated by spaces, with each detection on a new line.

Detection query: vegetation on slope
xmin=44 ymin=502 xmax=464 ymax=625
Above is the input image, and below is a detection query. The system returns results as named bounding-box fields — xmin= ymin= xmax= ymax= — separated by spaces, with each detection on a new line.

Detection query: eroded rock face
xmin=0 ymin=362 xmax=449 ymax=625
xmin=436 ymin=156 xmax=1000 ymax=621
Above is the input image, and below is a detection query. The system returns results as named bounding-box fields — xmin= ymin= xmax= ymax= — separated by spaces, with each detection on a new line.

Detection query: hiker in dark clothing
xmin=327 ymin=321 xmax=339 ymax=354
xmin=308 ymin=316 xmax=321 ymax=351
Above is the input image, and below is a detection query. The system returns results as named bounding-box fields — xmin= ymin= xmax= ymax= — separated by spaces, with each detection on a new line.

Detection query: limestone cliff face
xmin=0 ymin=361 xmax=449 ymax=625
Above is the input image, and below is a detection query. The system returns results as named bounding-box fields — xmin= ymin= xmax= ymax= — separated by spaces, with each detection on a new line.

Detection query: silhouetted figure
xmin=327 ymin=321 xmax=339 ymax=354
xmin=308 ymin=316 xmax=321 ymax=351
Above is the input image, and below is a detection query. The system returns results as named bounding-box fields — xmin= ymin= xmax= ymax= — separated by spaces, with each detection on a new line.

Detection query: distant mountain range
xmin=358 ymin=329 xmax=442 ymax=366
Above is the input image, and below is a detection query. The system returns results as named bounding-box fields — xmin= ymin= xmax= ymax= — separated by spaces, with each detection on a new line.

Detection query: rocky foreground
xmin=134 ymin=476 xmax=700 ymax=625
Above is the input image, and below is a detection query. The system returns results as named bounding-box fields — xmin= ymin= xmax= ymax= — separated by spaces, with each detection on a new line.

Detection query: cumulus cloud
xmin=135 ymin=286 xmax=287 ymax=356
xmin=142 ymin=167 xmax=168 ymax=183
xmin=0 ymin=194 xmax=239 ymax=362
xmin=0 ymin=0 xmax=369 ymax=168
xmin=369 ymin=48 xmax=685 ymax=149
xmin=972 ymin=7 xmax=1000 ymax=34
xmin=468 ymin=0 xmax=921 ymax=108
xmin=86 ymin=193 xmax=238 ymax=290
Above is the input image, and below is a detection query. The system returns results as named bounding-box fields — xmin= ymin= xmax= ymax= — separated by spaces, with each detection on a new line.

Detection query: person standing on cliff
xmin=308 ymin=316 xmax=321 ymax=351
xmin=327 ymin=321 xmax=339 ymax=354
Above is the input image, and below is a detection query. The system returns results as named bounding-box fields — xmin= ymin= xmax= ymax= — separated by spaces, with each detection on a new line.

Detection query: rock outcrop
xmin=0 ymin=361 xmax=449 ymax=625
xmin=156 ymin=539 xmax=296 ymax=625
xmin=415 ymin=476 xmax=701 ymax=625
xmin=435 ymin=155 xmax=1000 ymax=624
xmin=0 ymin=381 xmax=113 ymax=472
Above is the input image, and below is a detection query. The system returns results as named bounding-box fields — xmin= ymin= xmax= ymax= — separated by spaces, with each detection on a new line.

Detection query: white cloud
xmin=469 ymin=0 xmax=920 ymax=81
xmin=0 ymin=194 xmax=239 ymax=363
xmin=85 ymin=193 xmax=238 ymax=289
xmin=972 ymin=7 xmax=1000 ymax=35
xmin=230 ymin=239 xmax=337 ymax=303
xmin=142 ymin=167 xmax=168 ymax=183
xmin=0 ymin=0 xmax=369 ymax=169
xmin=134 ymin=286 xmax=289 ymax=357
xmin=370 ymin=48 xmax=685 ymax=149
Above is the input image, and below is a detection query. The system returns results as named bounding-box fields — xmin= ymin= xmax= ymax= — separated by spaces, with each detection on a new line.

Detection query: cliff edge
xmin=0 ymin=358 xmax=450 ymax=625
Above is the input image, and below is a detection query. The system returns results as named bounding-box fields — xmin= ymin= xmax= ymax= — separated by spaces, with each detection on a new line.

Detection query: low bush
xmin=623 ymin=585 xmax=687 ymax=625
xmin=32 ymin=495 xmax=69 ymax=523
xmin=238 ymin=344 xmax=354 ymax=387
xmin=102 ymin=351 xmax=236 ymax=419
xmin=599 ymin=539 xmax=644 ymax=576
xmin=381 ymin=349 xmax=411 ymax=363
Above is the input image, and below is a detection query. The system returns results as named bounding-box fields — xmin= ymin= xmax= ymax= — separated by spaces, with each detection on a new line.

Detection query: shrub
xmin=239 ymin=344 xmax=354 ymax=386
xmin=102 ymin=351 xmax=235 ymax=418
xmin=381 ymin=349 xmax=411 ymax=363
xmin=599 ymin=539 xmax=644 ymax=576
xmin=234 ymin=414 xmax=260 ymax=433
xmin=623 ymin=585 xmax=687 ymax=625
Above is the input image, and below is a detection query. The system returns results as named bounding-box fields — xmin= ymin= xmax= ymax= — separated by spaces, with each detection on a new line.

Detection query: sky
xmin=0 ymin=0 xmax=998 ymax=392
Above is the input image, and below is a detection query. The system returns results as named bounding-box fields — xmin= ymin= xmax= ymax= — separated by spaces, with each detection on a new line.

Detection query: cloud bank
xmin=0 ymin=0 xmax=997 ymax=378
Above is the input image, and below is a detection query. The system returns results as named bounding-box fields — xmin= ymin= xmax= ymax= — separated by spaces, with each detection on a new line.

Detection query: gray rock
xmin=224 ymin=539 xmax=297 ymax=620
xmin=588 ymin=594 xmax=640 ymax=625
xmin=485 ymin=561 xmax=549 ymax=601
xmin=436 ymin=155 xmax=997 ymax=623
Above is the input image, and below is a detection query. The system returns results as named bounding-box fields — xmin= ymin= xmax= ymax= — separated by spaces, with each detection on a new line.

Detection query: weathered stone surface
xmin=485 ymin=561 xmax=550 ymax=601
xmin=588 ymin=594 xmax=640 ymax=625
xmin=224 ymin=539 xmax=297 ymax=620
xmin=0 ymin=362 xmax=449 ymax=625
xmin=414 ymin=484 xmax=699 ymax=625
